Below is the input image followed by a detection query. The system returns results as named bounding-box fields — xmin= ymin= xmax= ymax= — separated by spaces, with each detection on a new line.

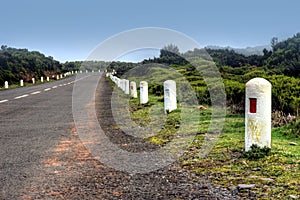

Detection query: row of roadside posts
xmin=108 ymin=73 xmax=273 ymax=152
xmin=107 ymin=73 xmax=177 ymax=114
xmin=3 ymin=69 xmax=103 ymax=89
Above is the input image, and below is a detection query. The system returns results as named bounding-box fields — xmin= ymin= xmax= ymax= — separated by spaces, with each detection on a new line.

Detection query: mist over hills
xmin=205 ymin=45 xmax=272 ymax=56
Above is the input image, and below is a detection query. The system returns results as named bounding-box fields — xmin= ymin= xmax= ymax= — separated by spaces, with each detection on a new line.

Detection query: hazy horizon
xmin=1 ymin=0 xmax=299 ymax=62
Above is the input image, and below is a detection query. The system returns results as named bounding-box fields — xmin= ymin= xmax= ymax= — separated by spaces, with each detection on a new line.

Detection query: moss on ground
xmin=128 ymin=91 xmax=300 ymax=199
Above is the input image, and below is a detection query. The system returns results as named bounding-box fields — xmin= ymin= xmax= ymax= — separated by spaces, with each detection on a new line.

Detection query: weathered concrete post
xmin=4 ymin=81 xmax=8 ymax=89
xmin=245 ymin=78 xmax=272 ymax=151
xmin=32 ymin=78 xmax=35 ymax=84
xmin=60 ymin=74 xmax=63 ymax=79
xmin=140 ymin=81 xmax=148 ymax=104
xmin=20 ymin=80 xmax=24 ymax=87
xmin=56 ymin=75 xmax=59 ymax=80
xmin=116 ymin=78 xmax=120 ymax=88
xmin=130 ymin=81 xmax=137 ymax=98
xmin=164 ymin=80 xmax=177 ymax=114
xmin=121 ymin=79 xmax=126 ymax=92
xmin=125 ymin=79 xmax=130 ymax=95
xmin=47 ymin=77 xmax=50 ymax=82
xmin=41 ymin=77 xmax=44 ymax=83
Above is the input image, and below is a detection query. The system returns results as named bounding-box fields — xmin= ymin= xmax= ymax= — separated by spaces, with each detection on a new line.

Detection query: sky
xmin=1 ymin=0 xmax=300 ymax=62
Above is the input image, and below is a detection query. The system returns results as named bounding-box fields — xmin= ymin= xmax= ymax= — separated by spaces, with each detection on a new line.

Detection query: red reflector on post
xmin=249 ymin=98 xmax=257 ymax=113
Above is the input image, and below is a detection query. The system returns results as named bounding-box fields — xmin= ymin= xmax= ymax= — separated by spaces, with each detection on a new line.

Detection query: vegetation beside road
xmin=118 ymin=86 xmax=300 ymax=199
xmin=108 ymin=33 xmax=300 ymax=199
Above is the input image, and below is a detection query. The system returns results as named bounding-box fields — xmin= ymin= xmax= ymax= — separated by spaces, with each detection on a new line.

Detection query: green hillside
xmin=0 ymin=46 xmax=64 ymax=85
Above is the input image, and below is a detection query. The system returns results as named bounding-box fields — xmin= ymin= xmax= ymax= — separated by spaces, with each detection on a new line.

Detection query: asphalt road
xmin=0 ymin=73 xmax=237 ymax=199
xmin=0 ymin=74 xmax=94 ymax=199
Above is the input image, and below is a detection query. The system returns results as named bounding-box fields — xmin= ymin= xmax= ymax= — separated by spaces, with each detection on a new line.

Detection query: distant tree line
xmin=143 ymin=33 xmax=300 ymax=78
xmin=0 ymin=46 xmax=137 ymax=86
xmin=140 ymin=34 xmax=300 ymax=115
xmin=0 ymin=46 xmax=63 ymax=85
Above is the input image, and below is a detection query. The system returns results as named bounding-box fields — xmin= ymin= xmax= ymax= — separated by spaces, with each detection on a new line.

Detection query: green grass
xmin=109 ymin=65 xmax=300 ymax=199
xmin=126 ymin=91 xmax=300 ymax=199
xmin=181 ymin=114 xmax=300 ymax=199
xmin=128 ymin=92 xmax=183 ymax=144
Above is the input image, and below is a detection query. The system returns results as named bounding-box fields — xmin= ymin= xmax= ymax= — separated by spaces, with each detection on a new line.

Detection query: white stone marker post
xmin=20 ymin=80 xmax=24 ymax=87
xmin=140 ymin=81 xmax=148 ymax=104
xmin=130 ymin=81 xmax=137 ymax=98
xmin=121 ymin=79 xmax=126 ymax=92
xmin=56 ymin=75 xmax=59 ymax=80
xmin=116 ymin=78 xmax=120 ymax=88
xmin=164 ymin=80 xmax=177 ymax=114
xmin=4 ymin=81 xmax=8 ymax=89
xmin=245 ymin=78 xmax=272 ymax=151
xmin=60 ymin=74 xmax=63 ymax=79
xmin=41 ymin=77 xmax=44 ymax=83
xmin=32 ymin=78 xmax=35 ymax=84
xmin=47 ymin=77 xmax=50 ymax=82
xmin=125 ymin=79 xmax=130 ymax=95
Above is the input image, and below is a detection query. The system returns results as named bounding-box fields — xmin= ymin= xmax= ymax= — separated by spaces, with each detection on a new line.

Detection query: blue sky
xmin=1 ymin=0 xmax=299 ymax=62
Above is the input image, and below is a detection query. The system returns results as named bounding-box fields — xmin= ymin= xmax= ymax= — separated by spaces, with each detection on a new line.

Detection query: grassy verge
xmin=182 ymin=114 xmax=300 ymax=199
xmin=123 ymin=85 xmax=300 ymax=199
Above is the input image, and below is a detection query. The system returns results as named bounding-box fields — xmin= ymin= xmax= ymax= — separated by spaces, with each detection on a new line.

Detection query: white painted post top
xmin=246 ymin=78 xmax=272 ymax=90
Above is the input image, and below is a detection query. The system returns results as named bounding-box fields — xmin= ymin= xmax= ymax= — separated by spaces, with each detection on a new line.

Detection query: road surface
xmin=0 ymin=74 xmax=90 ymax=199
xmin=0 ymin=73 xmax=236 ymax=199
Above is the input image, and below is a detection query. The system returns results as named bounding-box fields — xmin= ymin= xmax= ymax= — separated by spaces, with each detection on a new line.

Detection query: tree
xmin=155 ymin=44 xmax=187 ymax=65
xmin=162 ymin=44 xmax=180 ymax=55
xmin=271 ymin=37 xmax=279 ymax=50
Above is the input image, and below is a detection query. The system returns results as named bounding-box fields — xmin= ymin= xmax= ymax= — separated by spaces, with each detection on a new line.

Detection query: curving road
xmin=0 ymin=74 xmax=94 ymax=199
xmin=0 ymin=73 xmax=236 ymax=199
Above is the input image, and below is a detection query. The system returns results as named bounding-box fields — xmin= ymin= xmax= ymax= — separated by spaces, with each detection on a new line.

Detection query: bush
xmin=285 ymin=118 xmax=300 ymax=137
xmin=148 ymin=84 xmax=163 ymax=96
xmin=241 ymin=144 xmax=271 ymax=160
xmin=272 ymin=110 xmax=297 ymax=127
